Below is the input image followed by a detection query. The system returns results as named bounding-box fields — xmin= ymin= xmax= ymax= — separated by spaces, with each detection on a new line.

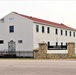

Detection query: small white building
xmin=0 ymin=12 xmax=76 ymax=57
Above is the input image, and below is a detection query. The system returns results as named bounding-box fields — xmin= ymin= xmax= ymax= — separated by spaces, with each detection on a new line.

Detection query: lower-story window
xmin=18 ymin=40 xmax=22 ymax=43
xmin=56 ymin=42 xmax=58 ymax=46
xmin=47 ymin=42 xmax=50 ymax=46
xmin=0 ymin=40 xmax=4 ymax=44
xmin=66 ymin=43 xmax=67 ymax=46
xmin=61 ymin=42 xmax=63 ymax=46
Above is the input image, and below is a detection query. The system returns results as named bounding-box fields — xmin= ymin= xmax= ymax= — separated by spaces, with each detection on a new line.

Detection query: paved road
xmin=0 ymin=59 xmax=76 ymax=75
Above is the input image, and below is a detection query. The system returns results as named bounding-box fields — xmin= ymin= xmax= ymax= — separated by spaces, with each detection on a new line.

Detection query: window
xmin=9 ymin=26 xmax=14 ymax=32
xmin=55 ymin=29 xmax=58 ymax=35
xmin=65 ymin=31 xmax=67 ymax=36
xmin=56 ymin=42 xmax=58 ymax=46
xmin=42 ymin=26 xmax=44 ymax=33
xmin=66 ymin=43 xmax=67 ymax=46
xmin=73 ymin=32 xmax=75 ymax=37
xmin=9 ymin=18 xmax=14 ymax=21
xmin=61 ymin=42 xmax=63 ymax=46
xmin=70 ymin=31 xmax=71 ymax=36
xmin=18 ymin=40 xmax=22 ymax=43
xmin=48 ymin=42 xmax=50 ymax=46
xmin=47 ymin=27 xmax=50 ymax=33
xmin=36 ymin=25 xmax=39 ymax=32
xmin=61 ymin=30 xmax=63 ymax=35
xmin=1 ymin=18 xmax=4 ymax=23
xmin=0 ymin=40 xmax=4 ymax=44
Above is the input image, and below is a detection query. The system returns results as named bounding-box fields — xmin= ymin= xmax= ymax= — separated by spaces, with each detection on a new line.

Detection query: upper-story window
xmin=9 ymin=26 xmax=14 ymax=33
xmin=61 ymin=30 xmax=63 ymax=35
xmin=36 ymin=25 xmax=39 ymax=32
xmin=47 ymin=27 xmax=50 ymax=33
xmin=42 ymin=26 xmax=44 ymax=33
xmin=55 ymin=29 xmax=58 ymax=35
xmin=65 ymin=30 xmax=67 ymax=36
xmin=70 ymin=31 xmax=71 ymax=36
xmin=73 ymin=32 xmax=75 ymax=37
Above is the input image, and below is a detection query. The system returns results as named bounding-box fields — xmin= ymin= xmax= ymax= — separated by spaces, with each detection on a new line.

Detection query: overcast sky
xmin=0 ymin=0 xmax=76 ymax=28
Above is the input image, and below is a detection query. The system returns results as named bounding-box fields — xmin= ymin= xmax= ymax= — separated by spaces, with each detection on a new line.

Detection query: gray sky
xmin=0 ymin=0 xmax=76 ymax=28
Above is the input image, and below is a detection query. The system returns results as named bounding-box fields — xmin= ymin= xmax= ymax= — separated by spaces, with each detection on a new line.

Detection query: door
xmin=8 ymin=40 xmax=16 ymax=54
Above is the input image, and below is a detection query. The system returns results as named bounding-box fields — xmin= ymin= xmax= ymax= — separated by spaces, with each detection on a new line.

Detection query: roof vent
xmin=61 ymin=23 xmax=64 ymax=25
xmin=30 ymin=16 xmax=32 ymax=18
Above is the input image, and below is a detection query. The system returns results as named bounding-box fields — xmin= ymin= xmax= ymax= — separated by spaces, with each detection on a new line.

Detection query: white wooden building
xmin=0 ymin=12 xmax=76 ymax=57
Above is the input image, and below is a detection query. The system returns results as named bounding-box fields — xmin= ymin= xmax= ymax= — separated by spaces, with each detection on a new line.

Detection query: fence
xmin=0 ymin=51 xmax=34 ymax=58
xmin=48 ymin=45 xmax=67 ymax=50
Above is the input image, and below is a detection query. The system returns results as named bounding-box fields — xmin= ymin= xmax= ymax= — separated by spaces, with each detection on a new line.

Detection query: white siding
xmin=33 ymin=22 xmax=76 ymax=54
xmin=0 ymin=12 xmax=33 ymax=51
xmin=0 ymin=12 xmax=76 ymax=55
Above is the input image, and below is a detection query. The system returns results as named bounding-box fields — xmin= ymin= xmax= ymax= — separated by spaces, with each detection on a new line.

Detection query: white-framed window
xmin=42 ymin=26 xmax=44 ymax=33
xmin=70 ymin=31 xmax=71 ymax=36
xmin=18 ymin=40 xmax=22 ymax=43
xmin=55 ymin=29 xmax=58 ymax=35
xmin=9 ymin=26 xmax=14 ymax=33
xmin=73 ymin=32 xmax=75 ymax=37
xmin=47 ymin=27 xmax=50 ymax=33
xmin=47 ymin=42 xmax=50 ymax=46
xmin=61 ymin=42 xmax=63 ymax=46
xmin=56 ymin=42 xmax=58 ymax=46
xmin=0 ymin=40 xmax=4 ymax=44
xmin=61 ymin=30 xmax=63 ymax=35
xmin=36 ymin=25 xmax=39 ymax=32
xmin=65 ymin=30 xmax=67 ymax=36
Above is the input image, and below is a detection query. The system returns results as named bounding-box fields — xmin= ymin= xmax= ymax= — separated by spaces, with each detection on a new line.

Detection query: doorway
xmin=8 ymin=40 xmax=16 ymax=54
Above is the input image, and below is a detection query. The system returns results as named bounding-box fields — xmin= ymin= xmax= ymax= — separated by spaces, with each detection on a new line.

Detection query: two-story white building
xmin=0 ymin=12 xmax=76 ymax=57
